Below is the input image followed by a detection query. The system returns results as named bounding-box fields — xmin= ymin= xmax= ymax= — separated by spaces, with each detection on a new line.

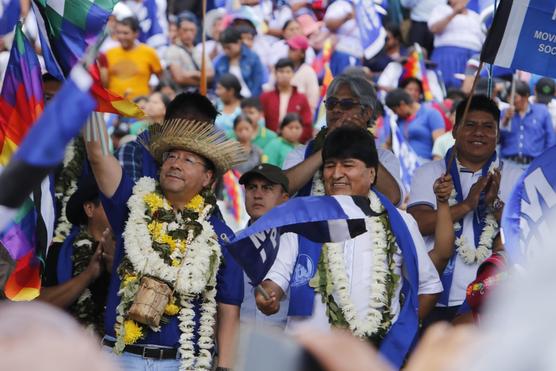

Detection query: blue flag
xmin=135 ymin=0 xmax=167 ymax=51
xmin=501 ymin=145 xmax=556 ymax=264
xmin=0 ymin=0 xmax=19 ymax=35
xmin=481 ymin=0 xmax=556 ymax=79
xmin=227 ymin=195 xmax=370 ymax=285
xmin=352 ymin=0 xmax=386 ymax=59
xmin=388 ymin=115 xmax=420 ymax=193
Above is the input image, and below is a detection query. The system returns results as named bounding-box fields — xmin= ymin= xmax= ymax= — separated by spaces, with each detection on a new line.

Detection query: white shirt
xmin=401 ymin=0 xmax=446 ymax=22
xmin=241 ymin=233 xmax=297 ymax=330
xmin=427 ymin=5 xmax=484 ymax=51
xmin=229 ymin=63 xmax=252 ymax=98
xmin=283 ymin=144 xmax=407 ymax=205
xmin=407 ymin=158 xmax=523 ymax=306
xmin=265 ymin=210 xmax=442 ymax=333
xmin=323 ymin=0 xmax=362 ymax=58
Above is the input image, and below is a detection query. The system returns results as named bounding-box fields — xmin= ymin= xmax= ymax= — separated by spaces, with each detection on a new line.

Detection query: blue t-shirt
xmin=101 ymin=171 xmax=243 ymax=347
xmin=391 ymin=104 xmax=444 ymax=160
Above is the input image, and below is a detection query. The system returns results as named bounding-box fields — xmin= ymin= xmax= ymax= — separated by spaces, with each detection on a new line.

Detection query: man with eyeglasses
xmin=85 ymin=117 xmax=247 ymax=370
xmin=283 ymin=73 xmax=405 ymax=206
xmin=407 ymin=95 xmax=523 ymax=326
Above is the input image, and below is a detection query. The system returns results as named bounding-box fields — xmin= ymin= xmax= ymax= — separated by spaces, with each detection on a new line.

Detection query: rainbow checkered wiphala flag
xmin=0 ymin=24 xmax=52 ymax=301
xmin=32 ymin=0 xmax=143 ymax=118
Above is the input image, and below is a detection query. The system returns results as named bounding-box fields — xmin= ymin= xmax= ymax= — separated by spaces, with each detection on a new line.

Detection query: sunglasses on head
xmin=324 ymin=97 xmax=361 ymax=111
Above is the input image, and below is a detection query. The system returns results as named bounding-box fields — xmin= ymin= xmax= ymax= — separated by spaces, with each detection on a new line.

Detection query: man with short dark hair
xmin=500 ymin=80 xmax=556 ymax=168
xmin=260 ymin=58 xmax=313 ymax=142
xmin=408 ymin=95 xmax=524 ymax=324
xmin=214 ymin=27 xmax=264 ymax=97
xmin=105 ymin=17 xmax=162 ymax=99
xmin=256 ymin=126 xmax=441 ymax=367
xmin=238 ymin=164 xmax=291 ymax=328
xmin=533 ymin=77 xmax=556 ymax=128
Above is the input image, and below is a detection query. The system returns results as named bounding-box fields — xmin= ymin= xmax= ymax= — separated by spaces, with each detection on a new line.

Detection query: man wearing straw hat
xmin=86 ymin=118 xmax=246 ymax=370
xmin=407 ymin=95 xmax=523 ymax=325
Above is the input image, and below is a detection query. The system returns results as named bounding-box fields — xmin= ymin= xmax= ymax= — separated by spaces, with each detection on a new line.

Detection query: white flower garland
xmin=53 ymin=140 xmax=78 ymax=242
xmin=325 ymin=191 xmax=394 ymax=338
xmin=448 ymin=161 xmax=499 ymax=265
xmin=123 ymin=177 xmax=221 ymax=369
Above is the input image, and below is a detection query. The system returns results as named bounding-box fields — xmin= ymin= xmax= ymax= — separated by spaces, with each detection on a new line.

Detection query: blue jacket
xmin=214 ymin=44 xmax=265 ymax=97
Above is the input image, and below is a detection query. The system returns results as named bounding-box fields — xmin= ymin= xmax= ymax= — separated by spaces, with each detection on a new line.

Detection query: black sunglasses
xmin=324 ymin=97 xmax=361 ymax=111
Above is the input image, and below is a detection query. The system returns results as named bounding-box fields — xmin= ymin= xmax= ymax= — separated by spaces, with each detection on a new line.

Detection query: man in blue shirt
xmin=385 ymin=88 xmax=445 ymax=161
xmin=86 ymin=116 xmax=246 ymax=370
xmin=500 ymin=80 xmax=556 ymax=168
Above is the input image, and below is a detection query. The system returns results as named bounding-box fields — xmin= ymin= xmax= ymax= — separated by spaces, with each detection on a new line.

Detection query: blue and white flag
xmin=353 ymin=0 xmax=386 ymax=59
xmin=481 ymin=0 xmax=556 ymax=79
xmin=0 ymin=0 xmax=19 ymax=35
xmin=389 ymin=115 xmax=420 ymax=193
xmin=226 ymin=195 xmax=370 ymax=285
xmin=501 ymin=145 xmax=556 ymax=265
xmin=134 ymin=0 xmax=167 ymax=51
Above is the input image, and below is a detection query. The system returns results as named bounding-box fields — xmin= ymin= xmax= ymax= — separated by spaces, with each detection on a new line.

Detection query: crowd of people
xmin=2 ymin=0 xmax=556 ymax=370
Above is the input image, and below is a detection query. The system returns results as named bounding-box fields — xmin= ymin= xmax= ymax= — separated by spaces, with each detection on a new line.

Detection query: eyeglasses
xmin=162 ymin=152 xmax=207 ymax=168
xmin=324 ymin=97 xmax=361 ymax=111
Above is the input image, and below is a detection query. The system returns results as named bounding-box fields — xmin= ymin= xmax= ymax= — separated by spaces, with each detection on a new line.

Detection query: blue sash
xmin=287 ymin=192 xmax=420 ymax=368
xmin=56 ymin=226 xmax=79 ymax=283
xmin=297 ymin=140 xmax=315 ymax=197
xmin=440 ymin=147 xmax=496 ymax=305
xmin=288 ymin=236 xmax=321 ymax=316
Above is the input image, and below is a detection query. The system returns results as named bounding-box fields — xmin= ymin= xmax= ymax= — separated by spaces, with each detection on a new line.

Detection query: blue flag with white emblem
xmin=352 ymin=0 xmax=387 ymax=59
xmin=388 ymin=114 xmax=420 ymax=193
xmin=226 ymin=195 xmax=370 ymax=285
xmin=502 ymin=145 xmax=556 ymax=264
xmin=481 ymin=0 xmax=556 ymax=79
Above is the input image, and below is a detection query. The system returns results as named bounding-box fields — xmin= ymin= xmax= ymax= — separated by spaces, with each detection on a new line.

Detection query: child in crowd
xmin=233 ymin=114 xmax=264 ymax=174
xmin=264 ymin=113 xmax=303 ymax=168
xmin=240 ymin=97 xmax=277 ymax=149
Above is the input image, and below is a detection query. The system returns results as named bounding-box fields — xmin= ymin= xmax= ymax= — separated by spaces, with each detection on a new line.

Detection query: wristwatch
xmin=488 ymin=197 xmax=504 ymax=213
xmin=216 ymin=368 xmax=232 ymax=371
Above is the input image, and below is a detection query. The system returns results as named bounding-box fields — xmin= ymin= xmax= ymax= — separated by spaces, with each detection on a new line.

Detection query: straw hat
xmin=142 ymin=119 xmax=247 ymax=175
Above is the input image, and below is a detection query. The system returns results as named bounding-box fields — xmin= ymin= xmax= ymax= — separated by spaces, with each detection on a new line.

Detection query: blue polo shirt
xmin=101 ymin=171 xmax=243 ymax=347
xmin=386 ymin=104 xmax=444 ymax=160
xmin=500 ymin=103 xmax=556 ymax=158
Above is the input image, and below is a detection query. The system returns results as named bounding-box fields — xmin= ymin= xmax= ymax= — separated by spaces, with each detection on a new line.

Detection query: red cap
xmin=287 ymin=35 xmax=309 ymax=51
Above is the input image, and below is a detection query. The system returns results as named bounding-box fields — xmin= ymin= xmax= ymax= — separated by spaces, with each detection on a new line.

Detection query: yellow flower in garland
xmin=164 ymin=301 xmax=180 ymax=316
xmin=159 ymin=234 xmax=177 ymax=251
xmin=144 ymin=193 xmax=164 ymax=211
xmin=148 ymin=221 xmax=163 ymax=239
xmin=123 ymin=320 xmax=143 ymax=344
xmin=185 ymin=194 xmax=205 ymax=213
xmin=171 ymin=259 xmax=181 ymax=267
xmin=122 ymin=275 xmax=137 ymax=286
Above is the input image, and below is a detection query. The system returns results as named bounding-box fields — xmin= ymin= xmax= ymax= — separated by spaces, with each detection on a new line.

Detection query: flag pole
xmin=200 ymin=0 xmax=207 ymax=96
xmin=445 ymin=60 xmax=485 ymax=174
xmin=487 ymin=0 xmax=498 ymax=98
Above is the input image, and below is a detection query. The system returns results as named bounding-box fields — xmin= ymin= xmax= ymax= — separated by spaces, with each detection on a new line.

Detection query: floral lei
xmin=448 ymin=162 xmax=499 ymax=265
xmin=114 ymin=177 xmax=221 ymax=370
xmin=309 ymin=176 xmax=400 ymax=344
xmin=53 ymin=138 xmax=85 ymax=242
xmin=69 ymin=227 xmax=105 ymax=336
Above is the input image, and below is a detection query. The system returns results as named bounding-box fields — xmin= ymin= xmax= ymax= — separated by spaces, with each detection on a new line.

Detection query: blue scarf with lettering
xmin=289 ymin=192 xmax=419 ymax=369
xmin=440 ymin=147 xmax=497 ymax=305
